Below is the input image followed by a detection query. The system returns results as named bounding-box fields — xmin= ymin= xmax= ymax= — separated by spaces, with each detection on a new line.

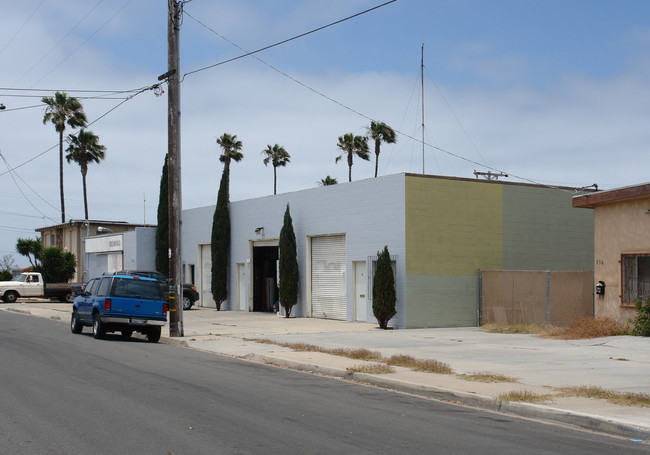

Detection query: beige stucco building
xmin=573 ymin=183 xmax=650 ymax=322
xmin=36 ymin=220 xmax=155 ymax=282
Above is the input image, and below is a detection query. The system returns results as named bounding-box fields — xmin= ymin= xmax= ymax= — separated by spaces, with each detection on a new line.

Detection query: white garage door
xmin=199 ymin=244 xmax=216 ymax=308
xmin=311 ymin=235 xmax=346 ymax=320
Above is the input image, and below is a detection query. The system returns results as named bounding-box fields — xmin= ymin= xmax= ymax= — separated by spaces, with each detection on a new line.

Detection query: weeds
xmin=460 ymin=373 xmax=518 ymax=383
xmin=481 ymin=323 xmax=555 ymax=335
xmin=386 ymin=355 xmax=453 ymax=374
xmin=545 ymin=317 xmax=631 ymax=339
xmin=558 ymin=386 xmax=650 ymax=407
xmin=482 ymin=318 xmax=632 ymax=339
xmin=497 ymin=391 xmax=554 ymax=403
xmin=347 ymin=364 xmax=395 ymax=374
xmin=632 ymin=296 xmax=650 ymax=336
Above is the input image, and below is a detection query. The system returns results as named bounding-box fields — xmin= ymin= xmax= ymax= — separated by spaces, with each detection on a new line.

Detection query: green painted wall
xmin=405 ymin=275 xmax=478 ymax=327
xmin=502 ymin=185 xmax=594 ymax=270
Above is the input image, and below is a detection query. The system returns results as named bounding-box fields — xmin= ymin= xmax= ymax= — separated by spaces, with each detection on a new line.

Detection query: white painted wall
xmin=181 ymin=173 xmax=407 ymax=327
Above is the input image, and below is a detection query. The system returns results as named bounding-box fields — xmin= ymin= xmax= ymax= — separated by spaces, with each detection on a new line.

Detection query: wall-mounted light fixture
xmin=97 ymin=226 xmax=114 ymax=234
xmin=255 ymin=227 xmax=264 ymax=235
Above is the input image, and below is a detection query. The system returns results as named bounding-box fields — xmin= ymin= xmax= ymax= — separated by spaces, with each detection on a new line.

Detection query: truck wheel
xmin=182 ymin=295 xmax=193 ymax=310
xmin=60 ymin=293 xmax=74 ymax=303
xmin=147 ymin=326 xmax=161 ymax=343
xmin=3 ymin=291 xmax=18 ymax=303
xmin=70 ymin=311 xmax=83 ymax=334
xmin=92 ymin=313 xmax=106 ymax=339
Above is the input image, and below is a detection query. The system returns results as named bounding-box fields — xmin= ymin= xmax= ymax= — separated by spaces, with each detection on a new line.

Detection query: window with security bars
xmin=622 ymin=254 xmax=650 ymax=304
xmin=367 ymin=255 xmax=397 ymax=301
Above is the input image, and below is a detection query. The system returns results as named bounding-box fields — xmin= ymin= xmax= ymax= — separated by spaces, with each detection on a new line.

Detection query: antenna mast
xmin=421 ymin=42 xmax=425 ymax=174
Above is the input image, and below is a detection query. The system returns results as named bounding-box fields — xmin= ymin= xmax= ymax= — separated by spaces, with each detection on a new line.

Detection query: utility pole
xmin=421 ymin=42 xmax=425 ymax=175
xmin=167 ymin=0 xmax=183 ymax=336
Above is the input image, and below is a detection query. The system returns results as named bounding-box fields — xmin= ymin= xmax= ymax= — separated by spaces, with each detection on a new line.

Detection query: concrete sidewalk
xmin=3 ymin=301 xmax=649 ymax=441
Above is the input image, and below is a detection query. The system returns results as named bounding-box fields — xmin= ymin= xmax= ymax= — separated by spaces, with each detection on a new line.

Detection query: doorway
xmin=253 ymin=245 xmax=278 ymax=312
xmin=353 ymin=261 xmax=367 ymax=322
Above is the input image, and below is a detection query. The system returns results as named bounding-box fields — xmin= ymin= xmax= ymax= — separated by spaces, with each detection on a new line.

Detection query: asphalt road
xmin=0 ymin=310 xmax=646 ymax=455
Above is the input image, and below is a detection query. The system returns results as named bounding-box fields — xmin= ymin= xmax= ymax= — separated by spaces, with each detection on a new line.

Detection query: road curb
xmin=240 ymin=352 xmax=650 ymax=441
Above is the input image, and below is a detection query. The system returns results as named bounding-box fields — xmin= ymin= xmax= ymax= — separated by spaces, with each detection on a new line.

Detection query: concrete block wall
xmin=182 ymin=174 xmax=407 ymax=326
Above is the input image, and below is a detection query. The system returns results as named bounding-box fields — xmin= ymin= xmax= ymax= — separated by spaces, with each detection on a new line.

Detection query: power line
xmin=0 ymin=150 xmax=58 ymax=223
xmin=184 ymin=7 xmax=555 ymax=190
xmin=182 ymin=0 xmax=398 ymax=80
xmin=0 ymin=0 xmax=46 ymax=58
xmin=0 ymin=83 xmax=161 ymax=177
xmin=6 ymin=0 xmax=105 ymax=90
xmin=31 ymin=0 xmax=134 ymax=88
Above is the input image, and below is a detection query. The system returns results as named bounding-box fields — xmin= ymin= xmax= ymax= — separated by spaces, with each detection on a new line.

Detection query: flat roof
xmin=573 ymin=182 xmax=650 ymax=208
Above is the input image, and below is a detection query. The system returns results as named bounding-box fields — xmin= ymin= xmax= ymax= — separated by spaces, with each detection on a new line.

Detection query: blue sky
xmin=1 ymin=0 xmax=649 ymax=267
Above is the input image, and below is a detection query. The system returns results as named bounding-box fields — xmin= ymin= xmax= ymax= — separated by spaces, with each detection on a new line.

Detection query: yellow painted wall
xmin=405 ymin=177 xmax=503 ymax=276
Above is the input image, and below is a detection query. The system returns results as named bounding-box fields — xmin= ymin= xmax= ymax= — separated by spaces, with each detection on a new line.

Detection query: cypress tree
xmin=279 ymin=204 xmax=298 ymax=317
xmin=155 ymin=154 xmax=169 ymax=276
xmin=211 ymin=168 xmax=230 ymax=310
xmin=372 ymin=246 xmax=396 ymax=329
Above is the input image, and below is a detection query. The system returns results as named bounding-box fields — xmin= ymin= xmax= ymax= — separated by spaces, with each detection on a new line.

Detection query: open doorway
xmin=253 ymin=245 xmax=278 ymax=312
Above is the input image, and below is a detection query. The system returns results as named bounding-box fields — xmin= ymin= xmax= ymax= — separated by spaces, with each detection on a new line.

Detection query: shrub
xmin=0 ymin=270 xmax=13 ymax=281
xmin=37 ymin=247 xmax=76 ymax=283
xmin=279 ymin=204 xmax=298 ymax=317
xmin=211 ymin=169 xmax=230 ymax=310
xmin=632 ymin=296 xmax=650 ymax=337
xmin=372 ymin=246 xmax=396 ymax=329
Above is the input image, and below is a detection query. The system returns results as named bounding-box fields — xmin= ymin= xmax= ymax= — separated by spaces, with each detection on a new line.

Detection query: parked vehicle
xmin=0 ymin=272 xmax=76 ymax=303
xmin=71 ymin=274 xmax=167 ymax=342
xmin=116 ymin=270 xmax=200 ymax=310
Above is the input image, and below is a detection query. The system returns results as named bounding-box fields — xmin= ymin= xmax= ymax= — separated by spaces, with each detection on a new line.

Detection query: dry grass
xmin=460 ymin=373 xmax=518 ymax=383
xmin=481 ymin=323 xmax=555 ymax=335
xmin=544 ymin=317 xmax=632 ymax=339
xmin=497 ymin=390 xmax=554 ymax=403
xmin=558 ymin=386 xmax=650 ymax=407
xmin=386 ymin=355 xmax=453 ymax=374
xmin=248 ymin=339 xmax=453 ymax=374
xmin=482 ymin=317 xmax=632 ymax=339
xmin=347 ymin=364 xmax=396 ymax=374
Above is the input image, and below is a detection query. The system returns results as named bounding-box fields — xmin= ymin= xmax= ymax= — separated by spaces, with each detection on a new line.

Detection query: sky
xmin=1 ymin=0 xmax=649 ymax=268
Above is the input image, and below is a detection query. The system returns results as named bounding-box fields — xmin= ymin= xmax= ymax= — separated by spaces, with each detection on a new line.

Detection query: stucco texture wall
xmin=593 ymin=196 xmax=650 ymax=322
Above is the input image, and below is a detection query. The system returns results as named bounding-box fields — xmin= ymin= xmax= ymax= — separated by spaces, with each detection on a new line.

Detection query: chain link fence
xmin=478 ymin=270 xmax=594 ymax=327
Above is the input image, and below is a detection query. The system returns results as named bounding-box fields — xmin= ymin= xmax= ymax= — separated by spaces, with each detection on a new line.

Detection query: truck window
xmin=85 ymin=279 xmax=98 ymax=295
xmin=31 ymin=275 xmax=40 ymax=283
xmin=97 ymin=278 xmax=112 ymax=297
xmin=112 ymin=278 xmax=162 ymax=300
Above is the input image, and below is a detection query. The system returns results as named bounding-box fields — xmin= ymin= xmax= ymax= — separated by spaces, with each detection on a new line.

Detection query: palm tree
xmin=216 ymin=133 xmax=244 ymax=176
xmin=335 ymin=133 xmax=370 ymax=182
xmin=261 ymin=144 xmax=290 ymax=195
xmin=65 ymin=129 xmax=106 ymax=220
xmin=319 ymin=176 xmax=338 ymax=186
xmin=368 ymin=121 xmax=397 ymax=178
xmin=42 ymin=92 xmax=87 ymax=223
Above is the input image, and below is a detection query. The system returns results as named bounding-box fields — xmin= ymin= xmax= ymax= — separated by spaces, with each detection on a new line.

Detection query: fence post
xmin=546 ymin=270 xmax=551 ymax=325
xmin=478 ymin=269 xmax=483 ymax=326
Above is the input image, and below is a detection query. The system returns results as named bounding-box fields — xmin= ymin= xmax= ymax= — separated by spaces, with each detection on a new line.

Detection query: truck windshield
xmin=16 ymin=275 xmax=27 ymax=282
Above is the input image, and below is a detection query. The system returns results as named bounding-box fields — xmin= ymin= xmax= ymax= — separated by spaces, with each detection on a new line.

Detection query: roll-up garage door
xmin=311 ymin=235 xmax=346 ymax=320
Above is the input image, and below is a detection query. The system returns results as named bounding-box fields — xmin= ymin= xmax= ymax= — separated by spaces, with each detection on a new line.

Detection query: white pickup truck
xmin=0 ymin=272 xmax=75 ymax=303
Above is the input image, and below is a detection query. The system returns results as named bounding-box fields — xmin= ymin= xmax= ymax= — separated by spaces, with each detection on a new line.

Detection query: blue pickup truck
xmin=70 ymin=274 xmax=167 ymax=343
